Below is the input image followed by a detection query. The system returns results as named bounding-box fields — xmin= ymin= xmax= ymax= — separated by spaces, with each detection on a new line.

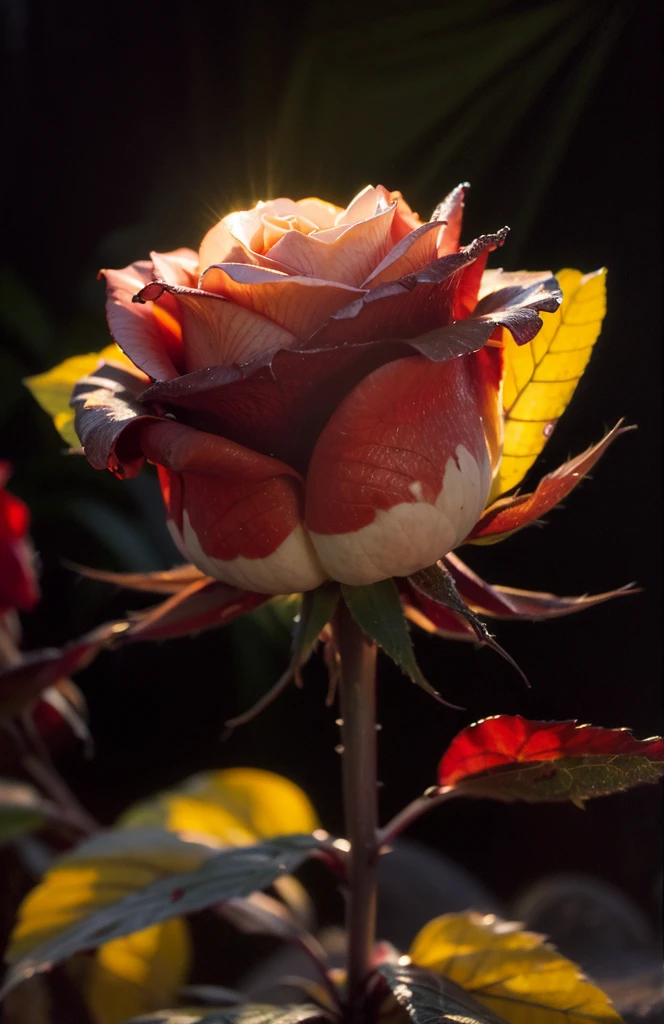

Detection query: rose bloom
xmin=72 ymin=184 xmax=566 ymax=594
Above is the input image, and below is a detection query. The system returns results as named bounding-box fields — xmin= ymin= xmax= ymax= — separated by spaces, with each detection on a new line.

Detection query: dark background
xmin=1 ymin=0 xmax=661 ymax=933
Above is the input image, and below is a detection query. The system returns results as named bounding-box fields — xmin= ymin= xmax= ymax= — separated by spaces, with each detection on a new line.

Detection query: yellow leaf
xmin=492 ymin=268 xmax=607 ymax=499
xmin=409 ymin=912 xmax=622 ymax=1024
xmin=86 ymin=918 xmax=192 ymax=1024
xmin=118 ymin=768 xmax=320 ymax=844
xmin=7 ymin=829 xmax=211 ymax=960
xmin=24 ymin=344 xmax=136 ymax=446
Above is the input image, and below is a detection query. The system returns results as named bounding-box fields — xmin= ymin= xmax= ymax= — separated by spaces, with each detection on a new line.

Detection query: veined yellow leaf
xmin=7 ymin=828 xmax=211 ymax=960
xmin=24 ymin=344 xmax=136 ymax=446
xmin=86 ymin=918 xmax=192 ymax=1024
xmin=492 ymin=267 xmax=607 ymax=499
xmin=118 ymin=768 xmax=319 ymax=843
xmin=410 ymin=911 xmax=621 ymax=1024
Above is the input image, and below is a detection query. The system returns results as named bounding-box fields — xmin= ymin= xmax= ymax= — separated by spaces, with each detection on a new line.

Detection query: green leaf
xmin=377 ymin=962 xmax=505 ymax=1024
xmin=0 ymin=780 xmax=50 ymax=844
xmin=125 ymin=1004 xmax=331 ymax=1024
xmin=341 ymin=579 xmax=440 ymax=702
xmin=2 ymin=835 xmax=324 ymax=998
xmin=294 ymin=584 xmax=339 ymax=657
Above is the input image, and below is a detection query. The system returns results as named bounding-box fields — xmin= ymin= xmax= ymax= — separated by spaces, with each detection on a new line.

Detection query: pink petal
xmin=101 ymin=261 xmax=183 ymax=380
xmin=266 ymin=201 xmax=396 ymax=286
xmin=362 ymin=221 xmax=441 ymax=288
xmin=198 ymin=263 xmax=364 ymax=339
xmin=432 ymin=182 xmax=468 ymax=255
xmin=136 ymin=280 xmax=299 ymax=372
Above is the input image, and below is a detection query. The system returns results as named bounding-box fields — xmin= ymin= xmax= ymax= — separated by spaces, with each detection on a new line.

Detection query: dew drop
xmin=334 ymin=744 xmax=344 ymax=755
xmin=543 ymin=419 xmax=558 ymax=438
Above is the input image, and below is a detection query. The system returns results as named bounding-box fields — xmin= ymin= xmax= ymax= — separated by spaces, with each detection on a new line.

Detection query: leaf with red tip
xmin=444 ymin=551 xmax=638 ymax=620
xmin=438 ymin=715 xmax=664 ymax=804
xmin=125 ymin=581 xmax=269 ymax=643
xmin=468 ymin=421 xmax=631 ymax=542
xmin=68 ymin=561 xmax=208 ymax=595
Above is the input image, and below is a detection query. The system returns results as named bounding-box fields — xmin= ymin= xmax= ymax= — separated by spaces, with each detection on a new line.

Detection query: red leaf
xmin=467 ymin=422 xmax=631 ymax=541
xmin=438 ymin=715 xmax=664 ymax=804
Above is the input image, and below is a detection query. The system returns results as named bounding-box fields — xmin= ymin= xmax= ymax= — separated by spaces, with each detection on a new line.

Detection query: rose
xmin=71 ymin=184 xmax=562 ymax=594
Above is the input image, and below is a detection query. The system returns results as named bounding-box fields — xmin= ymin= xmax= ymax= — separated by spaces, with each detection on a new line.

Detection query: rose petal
xmin=305 ymin=353 xmax=493 ymax=585
xmin=306 ymin=230 xmax=509 ymax=350
xmin=295 ymin=197 xmax=343 ymax=229
xmin=431 ymin=182 xmax=468 ymax=255
xmin=135 ymin=280 xmax=299 ymax=372
xmin=266 ymin=201 xmax=396 ymax=286
xmin=362 ymin=221 xmax=441 ymax=288
xmin=101 ymin=261 xmax=183 ymax=380
xmin=139 ymin=420 xmax=326 ymax=593
xmin=70 ymin=361 xmax=158 ymax=478
xmin=198 ymin=263 xmax=365 ymax=340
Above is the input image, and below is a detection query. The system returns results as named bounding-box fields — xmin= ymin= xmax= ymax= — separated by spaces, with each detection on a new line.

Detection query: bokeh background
xmin=2 ymin=0 xmax=661 ymax=932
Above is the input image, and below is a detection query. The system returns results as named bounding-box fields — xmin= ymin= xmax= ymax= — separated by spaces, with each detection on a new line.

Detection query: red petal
xmin=305 ymin=353 xmax=493 ymax=584
xmin=468 ymin=421 xmax=631 ymax=541
xmin=140 ymin=420 xmax=325 ymax=593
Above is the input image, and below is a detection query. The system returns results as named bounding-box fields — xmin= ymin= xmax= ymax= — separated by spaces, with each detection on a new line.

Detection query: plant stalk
xmin=334 ymin=601 xmax=378 ymax=1024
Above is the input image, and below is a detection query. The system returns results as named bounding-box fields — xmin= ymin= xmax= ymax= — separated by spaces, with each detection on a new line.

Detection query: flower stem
xmin=334 ymin=600 xmax=378 ymax=1024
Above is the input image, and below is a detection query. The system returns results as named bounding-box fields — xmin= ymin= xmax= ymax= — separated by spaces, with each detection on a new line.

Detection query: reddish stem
xmin=333 ymin=601 xmax=379 ymax=1024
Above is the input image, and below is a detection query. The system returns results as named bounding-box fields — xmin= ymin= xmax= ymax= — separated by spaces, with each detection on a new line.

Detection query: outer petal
xmin=135 ymin=280 xmax=299 ymax=372
xmin=305 ymin=354 xmax=493 ymax=585
xmin=305 ymin=230 xmax=509 ymax=350
xmin=101 ymin=260 xmax=184 ymax=381
xmin=140 ymin=420 xmax=325 ymax=594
